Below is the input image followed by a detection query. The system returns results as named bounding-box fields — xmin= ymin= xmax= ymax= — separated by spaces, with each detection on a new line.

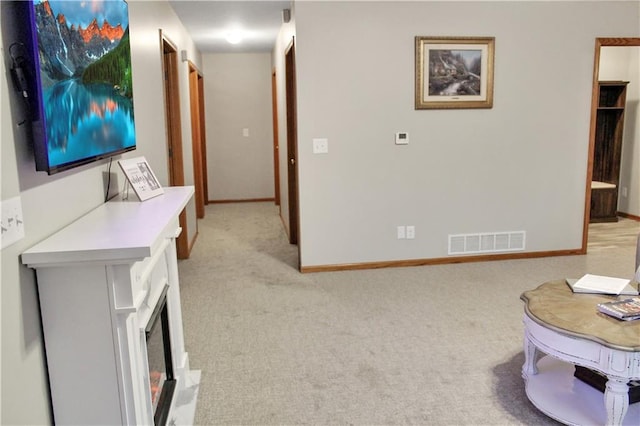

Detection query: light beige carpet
xmin=178 ymin=203 xmax=639 ymax=425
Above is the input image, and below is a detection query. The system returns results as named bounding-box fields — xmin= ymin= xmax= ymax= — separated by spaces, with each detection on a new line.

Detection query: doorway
xmin=583 ymin=37 xmax=640 ymax=251
xmin=198 ymin=73 xmax=209 ymax=206
xmin=272 ymin=70 xmax=281 ymax=206
xmin=160 ymin=31 xmax=189 ymax=259
xmin=188 ymin=62 xmax=206 ymax=219
xmin=285 ymin=39 xmax=299 ymax=249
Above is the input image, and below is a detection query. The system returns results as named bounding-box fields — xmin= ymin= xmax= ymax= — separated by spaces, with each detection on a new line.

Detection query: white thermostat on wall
xmin=395 ymin=132 xmax=409 ymax=145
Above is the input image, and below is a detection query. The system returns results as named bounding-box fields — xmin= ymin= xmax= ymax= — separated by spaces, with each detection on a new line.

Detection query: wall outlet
xmin=397 ymin=225 xmax=406 ymax=239
xmin=406 ymin=225 xmax=415 ymax=239
xmin=1 ymin=196 xmax=25 ymax=249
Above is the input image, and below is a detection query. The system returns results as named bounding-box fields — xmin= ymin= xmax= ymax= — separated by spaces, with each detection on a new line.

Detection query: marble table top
xmin=521 ymin=280 xmax=640 ymax=351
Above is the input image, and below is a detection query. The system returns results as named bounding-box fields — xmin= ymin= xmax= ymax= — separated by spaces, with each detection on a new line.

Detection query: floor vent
xmin=448 ymin=231 xmax=526 ymax=255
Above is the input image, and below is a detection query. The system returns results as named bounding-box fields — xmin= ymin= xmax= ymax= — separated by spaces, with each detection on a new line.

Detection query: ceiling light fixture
xmin=225 ymin=30 xmax=243 ymax=45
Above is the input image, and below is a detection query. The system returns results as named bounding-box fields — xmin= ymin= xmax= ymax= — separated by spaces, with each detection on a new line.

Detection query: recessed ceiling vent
xmin=448 ymin=231 xmax=526 ymax=255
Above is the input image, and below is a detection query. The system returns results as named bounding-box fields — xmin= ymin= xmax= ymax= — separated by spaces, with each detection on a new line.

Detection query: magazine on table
xmin=597 ymin=296 xmax=640 ymax=321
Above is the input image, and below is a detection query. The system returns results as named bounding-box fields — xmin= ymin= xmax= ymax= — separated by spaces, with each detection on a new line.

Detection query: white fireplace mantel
xmin=22 ymin=186 xmax=200 ymax=425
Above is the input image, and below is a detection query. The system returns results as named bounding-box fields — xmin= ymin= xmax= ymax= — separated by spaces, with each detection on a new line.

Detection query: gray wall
xmin=599 ymin=47 xmax=640 ymax=217
xmin=0 ymin=1 xmax=201 ymax=423
xmin=273 ymin=1 xmax=640 ymax=268
xmin=203 ymin=53 xmax=274 ymax=201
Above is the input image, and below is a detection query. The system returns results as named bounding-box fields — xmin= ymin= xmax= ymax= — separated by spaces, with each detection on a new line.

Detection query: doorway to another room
xmin=160 ymin=31 xmax=190 ymax=259
xmin=583 ymin=38 xmax=640 ymax=251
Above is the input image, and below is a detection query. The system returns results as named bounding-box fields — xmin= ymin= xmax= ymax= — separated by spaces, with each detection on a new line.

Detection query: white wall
xmin=127 ymin=0 xmax=202 ymax=248
xmin=203 ymin=53 xmax=274 ymax=201
xmin=276 ymin=1 xmax=640 ymax=268
xmin=599 ymin=47 xmax=640 ymax=217
xmin=0 ymin=1 xmax=201 ymax=423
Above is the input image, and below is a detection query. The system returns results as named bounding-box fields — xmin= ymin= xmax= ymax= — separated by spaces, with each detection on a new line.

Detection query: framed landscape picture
xmin=415 ymin=36 xmax=495 ymax=109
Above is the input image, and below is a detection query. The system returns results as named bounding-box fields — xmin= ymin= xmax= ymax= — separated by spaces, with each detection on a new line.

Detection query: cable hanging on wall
xmin=8 ymin=42 xmax=31 ymax=125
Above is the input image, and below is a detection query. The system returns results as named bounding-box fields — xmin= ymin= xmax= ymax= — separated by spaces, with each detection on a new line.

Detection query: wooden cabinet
xmin=590 ymin=81 xmax=629 ymax=223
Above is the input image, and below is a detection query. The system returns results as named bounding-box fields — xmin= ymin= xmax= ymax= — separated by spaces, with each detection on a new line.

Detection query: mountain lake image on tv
xmin=28 ymin=0 xmax=136 ymax=174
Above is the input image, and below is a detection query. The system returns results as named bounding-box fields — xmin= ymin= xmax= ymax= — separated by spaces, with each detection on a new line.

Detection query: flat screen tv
xmin=26 ymin=0 xmax=136 ymax=175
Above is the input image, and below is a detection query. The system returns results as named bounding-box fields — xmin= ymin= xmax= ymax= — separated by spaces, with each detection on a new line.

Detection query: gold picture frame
xmin=415 ymin=36 xmax=495 ymax=109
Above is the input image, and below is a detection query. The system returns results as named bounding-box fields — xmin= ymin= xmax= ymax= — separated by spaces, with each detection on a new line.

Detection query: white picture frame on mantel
xmin=118 ymin=156 xmax=164 ymax=201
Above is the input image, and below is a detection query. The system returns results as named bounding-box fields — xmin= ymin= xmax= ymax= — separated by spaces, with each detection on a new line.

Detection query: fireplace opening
xmin=145 ymin=286 xmax=176 ymax=426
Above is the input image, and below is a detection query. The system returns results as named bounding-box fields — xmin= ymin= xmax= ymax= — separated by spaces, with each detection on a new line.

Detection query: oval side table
xmin=520 ymin=280 xmax=640 ymax=426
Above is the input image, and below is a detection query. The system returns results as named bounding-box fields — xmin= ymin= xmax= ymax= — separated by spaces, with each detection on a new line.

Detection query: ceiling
xmin=168 ymin=0 xmax=292 ymax=53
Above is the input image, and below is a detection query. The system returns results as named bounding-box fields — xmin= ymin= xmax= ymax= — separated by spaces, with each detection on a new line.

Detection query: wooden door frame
xmin=160 ymin=30 xmax=189 ymax=259
xmin=198 ymin=73 xmax=209 ymax=206
xmin=272 ymin=69 xmax=281 ymax=206
xmin=285 ymin=38 xmax=300 ymax=262
xmin=582 ymin=37 xmax=640 ymax=252
xmin=188 ymin=61 xmax=205 ymax=219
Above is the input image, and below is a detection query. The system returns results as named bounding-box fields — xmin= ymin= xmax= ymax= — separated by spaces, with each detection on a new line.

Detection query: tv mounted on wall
xmin=25 ymin=0 xmax=136 ymax=175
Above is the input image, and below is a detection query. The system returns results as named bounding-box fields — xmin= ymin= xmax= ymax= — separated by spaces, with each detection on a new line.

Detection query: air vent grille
xmin=448 ymin=231 xmax=526 ymax=255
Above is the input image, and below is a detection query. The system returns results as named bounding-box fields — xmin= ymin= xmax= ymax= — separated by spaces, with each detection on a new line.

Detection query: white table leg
xmin=604 ymin=377 xmax=629 ymax=426
xmin=522 ymin=333 xmax=539 ymax=380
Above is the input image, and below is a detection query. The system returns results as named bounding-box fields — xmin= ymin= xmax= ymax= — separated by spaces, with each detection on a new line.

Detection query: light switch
xmin=1 ymin=196 xmax=25 ymax=249
xmin=242 ymin=128 xmax=250 ymax=137
xmin=313 ymin=138 xmax=328 ymax=154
